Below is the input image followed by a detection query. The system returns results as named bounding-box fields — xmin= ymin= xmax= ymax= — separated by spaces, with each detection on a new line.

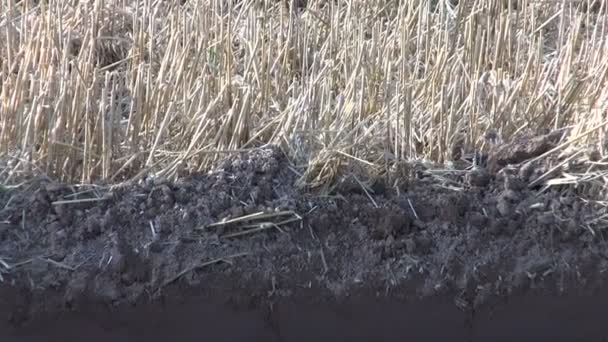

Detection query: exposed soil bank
xmin=1 ymin=137 xmax=608 ymax=340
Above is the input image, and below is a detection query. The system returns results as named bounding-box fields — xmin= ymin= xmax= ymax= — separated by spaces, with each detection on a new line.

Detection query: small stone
xmin=496 ymin=199 xmax=512 ymax=217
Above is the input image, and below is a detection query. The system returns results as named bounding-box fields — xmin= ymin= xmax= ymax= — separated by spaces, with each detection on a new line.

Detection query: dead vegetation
xmin=1 ymin=0 xmax=607 ymax=195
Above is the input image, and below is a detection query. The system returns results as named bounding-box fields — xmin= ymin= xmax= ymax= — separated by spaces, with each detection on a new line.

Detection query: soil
xmin=1 ymin=133 xmax=608 ymax=341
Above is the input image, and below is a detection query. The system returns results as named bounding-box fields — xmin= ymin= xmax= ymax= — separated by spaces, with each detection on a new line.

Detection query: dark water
xmin=2 ymin=291 xmax=607 ymax=342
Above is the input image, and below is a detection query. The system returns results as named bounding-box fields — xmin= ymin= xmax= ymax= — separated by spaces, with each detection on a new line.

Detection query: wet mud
xmin=1 ymin=134 xmax=608 ymax=341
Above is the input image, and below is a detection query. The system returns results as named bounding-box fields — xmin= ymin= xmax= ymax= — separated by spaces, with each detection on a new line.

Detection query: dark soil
xmin=1 ymin=133 xmax=608 ymax=341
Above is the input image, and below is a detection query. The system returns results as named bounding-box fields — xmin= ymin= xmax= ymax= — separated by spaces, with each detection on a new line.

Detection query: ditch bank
xmin=1 ymin=139 xmax=608 ymax=341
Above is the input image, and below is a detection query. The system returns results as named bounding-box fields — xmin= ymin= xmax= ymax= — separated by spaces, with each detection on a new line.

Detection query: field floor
xmin=1 ymin=134 xmax=608 ymax=341
xmin=3 ymin=0 xmax=608 ymax=340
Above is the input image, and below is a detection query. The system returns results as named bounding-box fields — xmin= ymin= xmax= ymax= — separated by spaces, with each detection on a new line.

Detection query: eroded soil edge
xmin=1 ymin=143 xmax=608 ymax=340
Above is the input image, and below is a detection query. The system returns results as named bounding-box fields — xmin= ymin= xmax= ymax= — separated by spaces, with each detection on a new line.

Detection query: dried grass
xmin=1 ymin=0 xmax=607 ymax=192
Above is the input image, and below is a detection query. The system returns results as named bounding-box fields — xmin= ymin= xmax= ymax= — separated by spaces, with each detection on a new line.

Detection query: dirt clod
xmin=489 ymin=130 xmax=563 ymax=171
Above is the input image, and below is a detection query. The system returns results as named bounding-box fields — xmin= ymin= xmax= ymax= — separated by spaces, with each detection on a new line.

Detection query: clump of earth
xmin=1 ymin=132 xmax=608 ymax=340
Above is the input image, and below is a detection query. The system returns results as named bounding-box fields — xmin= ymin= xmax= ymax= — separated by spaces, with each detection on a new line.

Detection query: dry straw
xmin=0 ymin=0 xmax=607 ymax=191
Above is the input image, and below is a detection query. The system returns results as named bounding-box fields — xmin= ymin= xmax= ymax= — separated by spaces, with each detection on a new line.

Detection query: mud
xmin=1 ymin=134 xmax=608 ymax=341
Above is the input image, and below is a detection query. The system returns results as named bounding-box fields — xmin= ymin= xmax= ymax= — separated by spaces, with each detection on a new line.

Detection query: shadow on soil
xmin=1 ymin=137 xmax=608 ymax=341
xmin=2 ymin=287 xmax=608 ymax=342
